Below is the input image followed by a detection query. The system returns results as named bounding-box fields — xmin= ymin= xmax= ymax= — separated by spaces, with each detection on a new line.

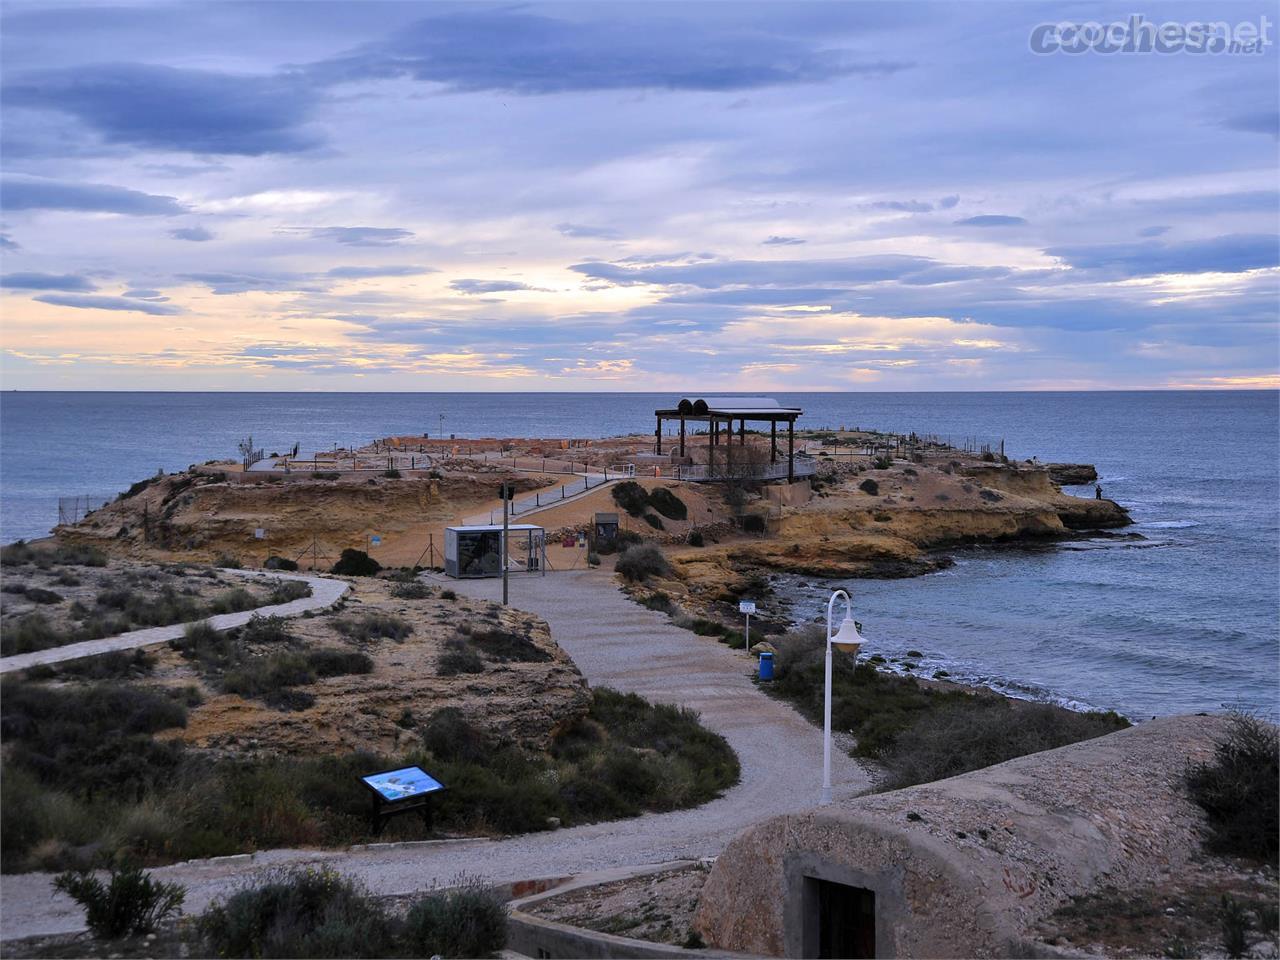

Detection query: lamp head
xmin=830 ymin=616 xmax=864 ymax=654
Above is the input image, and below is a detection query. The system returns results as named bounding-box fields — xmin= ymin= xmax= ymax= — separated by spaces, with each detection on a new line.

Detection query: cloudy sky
xmin=1 ymin=1 xmax=1277 ymax=391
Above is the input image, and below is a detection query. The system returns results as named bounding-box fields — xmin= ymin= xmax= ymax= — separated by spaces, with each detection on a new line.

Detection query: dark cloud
xmin=326 ymin=265 xmax=436 ymax=279
xmin=1 ymin=272 xmax=96 ymax=292
xmin=122 ymin=288 xmax=167 ymax=300
xmin=0 ymin=233 xmax=19 ymax=250
xmin=953 ymin=215 xmax=1027 ymax=227
xmin=179 ymin=272 xmax=314 ymax=294
xmin=762 ymin=236 xmax=806 ymax=246
xmin=34 ymin=293 xmax=179 ymax=315
xmin=450 ymin=279 xmax=534 ymax=294
xmin=1047 ymin=234 xmax=1279 ymax=277
xmin=937 ymin=195 xmax=960 ymax=210
xmin=1218 ymin=109 xmax=1280 ymax=137
xmin=868 ymin=199 xmax=932 ymax=212
xmin=6 ymin=63 xmax=320 ymax=155
xmin=1 ymin=176 xmax=185 ymax=215
xmin=1138 ymin=225 xmax=1171 ymax=238
xmin=556 ymin=223 xmax=621 ymax=239
xmin=170 ymin=226 xmax=214 ymax=242
xmin=308 ymin=226 xmax=415 ymax=247
xmin=316 ymin=9 xmax=911 ymax=94
xmin=571 ymin=255 xmax=934 ymax=289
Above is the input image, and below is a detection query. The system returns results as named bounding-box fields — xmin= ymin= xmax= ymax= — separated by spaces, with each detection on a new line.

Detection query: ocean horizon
xmin=2 ymin=389 xmax=1277 ymax=720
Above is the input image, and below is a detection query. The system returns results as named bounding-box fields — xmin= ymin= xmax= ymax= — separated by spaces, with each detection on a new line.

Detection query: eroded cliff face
xmin=664 ymin=460 xmax=1130 ymax=608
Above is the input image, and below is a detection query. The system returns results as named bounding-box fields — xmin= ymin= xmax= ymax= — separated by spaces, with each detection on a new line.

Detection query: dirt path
xmin=0 ymin=570 xmax=349 ymax=675
xmin=0 ymin=571 xmax=872 ymax=941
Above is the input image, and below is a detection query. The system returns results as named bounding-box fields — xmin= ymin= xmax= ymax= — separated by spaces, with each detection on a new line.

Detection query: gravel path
xmin=0 ymin=570 xmax=872 ymax=940
xmin=0 ymin=570 xmax=349 ymax=675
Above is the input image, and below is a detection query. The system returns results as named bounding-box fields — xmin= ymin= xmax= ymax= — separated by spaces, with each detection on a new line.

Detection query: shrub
xmin=222 ymin=652 xmax=315 ymax=702
xmin=648 ymin=488 xmax=687 ymax=520
xmin=239 ymin=614 xmax=295 ymax=645
xmin=53 ymin=544 xmax=108 ymax=567
xmin=686 ymin=529 xmax=704 ymax=547
xmin=208 ymin=587 xmax=258 ymax=615
xmin=199 ymin=867 xmax=393 ymax=959
xmin=331 ymin=549 xmax=381 ymax=577
xmin=740 ymin=514 xmax=766 ymax=534
xmin=876 ymin=700 xmax=1128 ymax=790
xmin=264 ymin=555 xmax=299 ymax=571
xmin=611 ymin=480 xmax=650 ymax=517
xmin=391 ymin=581 xmax=433 ymax=599
xmin=216 ymin=554 xmax=243 ymax=569
xmin=586 ymin=552 xmax=601 ymax=567
xmin=439 ymin=641 xmax=485 ymax=676
xmin=307 ymin=648 xmax=374 ymax=678
xmin=422 ymin=708 xmax=491 ymax=764
xmin=1186 ymin=713 xmax=1279 ymax=864
xmin=858 ymin=478 xmax=880 ymax=495
xmin=336 ymin=612 xmax=412 ymax=643
xmin=643 ymin=512 xmax=665 ymax=530
xmin=54 ymin=863 xmax=185 ymax=939
xmin=1 ymin=613 xmax=68 ymax=656
xmin=440 ymin=589 xmax=457 ymax=600
xmin=313 ymin=472 xmax=340 ymax=480
xmin=467 ymin=627 xmax=551 ymax=663
xmin=873 ymin=454 xmax=894 ymax=470
xmin=21 ymin=586 xmax=63 ymax=604
xmin=267 ymin=579 xmax=312 ymax=604
xmin=1 ymin=540 xmax=35 ymax=565
xmin=403 ymin=877 xmax=507 ymax=958
xmin=382 ymin=468 xmax=401 ymax=479
xmin=615 ymin=543 xmax=671 ymax=582
xmin=1220 ymin=895 xmax=1251 ymax=959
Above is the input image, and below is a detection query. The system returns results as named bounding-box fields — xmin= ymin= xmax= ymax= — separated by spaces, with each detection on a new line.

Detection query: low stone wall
xmin=693 ymin=715 xmax=1226 ymax=958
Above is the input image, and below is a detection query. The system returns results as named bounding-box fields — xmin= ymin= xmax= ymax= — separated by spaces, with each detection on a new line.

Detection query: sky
xmin=0 ymin=1 xmax=1277 ymax=392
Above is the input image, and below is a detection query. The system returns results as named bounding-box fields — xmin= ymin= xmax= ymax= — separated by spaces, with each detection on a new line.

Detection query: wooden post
xmin=787 ymin=419 xmax=795 ymax=483
xmin=771 ymin=420 xmax=778 ymax=463
xmin=655 ymin=416 xmax=663 ymax=455
xmin=712 ymin=419 xmax=718 ymax=447
xmin=679 ymin=416 xmax=686 ymax=457
xmin=739 ymin=419 xmax=745 ymax=445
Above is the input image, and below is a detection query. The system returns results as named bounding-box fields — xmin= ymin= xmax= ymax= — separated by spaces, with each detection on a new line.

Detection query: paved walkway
xmin=462 ymin=473 xmax=614 ymax=525
xmin=0 ymin=571 xmax=871 ymax=941
xmin=0 ymin=570 xmax=349 ymax=675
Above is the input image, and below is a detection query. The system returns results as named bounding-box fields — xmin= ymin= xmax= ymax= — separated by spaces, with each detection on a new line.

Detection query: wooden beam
xmin=679 ymin=416 xmax=686 ymax=457
xmin=739 ymin=418 xmax=745 ymax=445
xmin=787 ymin=419 xmax=794 ymax=483
xmin=656 ymin=416 xmax=662 ymax=455
xmin=771 ymin=420 xmax=777 ymax=463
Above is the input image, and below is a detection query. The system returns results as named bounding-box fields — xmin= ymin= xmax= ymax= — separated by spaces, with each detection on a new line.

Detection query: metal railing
xmin=675 ymin=459 xmax=816 ymax=482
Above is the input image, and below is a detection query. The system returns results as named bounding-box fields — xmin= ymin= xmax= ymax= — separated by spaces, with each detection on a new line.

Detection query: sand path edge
xmin=0 ymin=569 xmax=350 ymax=675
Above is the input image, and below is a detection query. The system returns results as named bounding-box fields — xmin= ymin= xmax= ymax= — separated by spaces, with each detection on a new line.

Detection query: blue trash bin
xmin=758 ymin=651 xmax=774 ymax=681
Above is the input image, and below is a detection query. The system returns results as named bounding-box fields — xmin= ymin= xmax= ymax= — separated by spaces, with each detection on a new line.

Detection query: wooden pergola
xmin=655 ymin=396 xmax=804 ymax=482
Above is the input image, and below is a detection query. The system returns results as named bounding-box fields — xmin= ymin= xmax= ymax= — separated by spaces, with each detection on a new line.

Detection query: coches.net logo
xmin=1030 ymin=13 xmax=1273 ymax=55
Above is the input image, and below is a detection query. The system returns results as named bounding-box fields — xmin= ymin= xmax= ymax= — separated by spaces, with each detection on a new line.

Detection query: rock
xmin=546 ymin=817 xmax=561 ymax=829
xmin=1044 ymin=463 xmax=1099 ymax=485
xmin=750 ymin=641 xmax=777 ymax=655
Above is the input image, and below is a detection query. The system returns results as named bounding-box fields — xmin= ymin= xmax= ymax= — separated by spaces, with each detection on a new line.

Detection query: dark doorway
xmin=806 ymin=877 xmax=875 ymax=959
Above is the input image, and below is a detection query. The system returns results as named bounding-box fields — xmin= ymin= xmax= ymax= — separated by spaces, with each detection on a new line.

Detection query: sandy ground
xmin=0 ymin=570 xmax=873 ymax=942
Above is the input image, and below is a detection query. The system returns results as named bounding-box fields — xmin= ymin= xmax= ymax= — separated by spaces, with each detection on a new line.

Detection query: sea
xmin=1 ymin=390 xmax=1276 ymax=719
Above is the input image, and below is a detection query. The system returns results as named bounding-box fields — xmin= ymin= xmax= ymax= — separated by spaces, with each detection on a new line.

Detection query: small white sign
xmin=254 ymin=528 xmax=265 ymax=540
xmin=370 ymin=535 xmax=382 ymax=546
xmin=739 ymin=600 xmax=756 ymax=614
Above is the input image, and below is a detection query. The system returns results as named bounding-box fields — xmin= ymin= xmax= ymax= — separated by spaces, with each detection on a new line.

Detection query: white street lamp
xmin=821 ymin=588 xmax=864 ymax=805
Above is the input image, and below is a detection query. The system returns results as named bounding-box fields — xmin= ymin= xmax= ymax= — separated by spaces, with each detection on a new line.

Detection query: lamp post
xmin=822 ymin=589 xmax=864 ymax=805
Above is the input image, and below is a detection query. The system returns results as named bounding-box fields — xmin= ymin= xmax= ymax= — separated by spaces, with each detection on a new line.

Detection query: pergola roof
xmin=656 ymin=396 xmax=803 ymax=418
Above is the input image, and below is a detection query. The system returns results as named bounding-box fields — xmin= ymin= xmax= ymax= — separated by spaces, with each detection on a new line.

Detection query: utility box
xmin=444 ymin=524 xmax=546 ymax=578
xmin=594 ymin=512 xmax=619 ymax=548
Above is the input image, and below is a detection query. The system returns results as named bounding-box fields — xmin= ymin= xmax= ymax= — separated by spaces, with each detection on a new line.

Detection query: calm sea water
xmin=1 ymin=391 xmax=1276 ymax=717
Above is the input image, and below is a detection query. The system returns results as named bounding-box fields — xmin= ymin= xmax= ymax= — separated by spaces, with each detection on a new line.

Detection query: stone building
xmin=693 ymin=715 xmax=1225 ymax=958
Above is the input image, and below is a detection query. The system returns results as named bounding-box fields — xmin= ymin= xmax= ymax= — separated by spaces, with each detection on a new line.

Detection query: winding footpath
xmin=0 ymin=570 xmax=349 ymax=676
xmin=0 ymin=570 xmax=872 ymax=942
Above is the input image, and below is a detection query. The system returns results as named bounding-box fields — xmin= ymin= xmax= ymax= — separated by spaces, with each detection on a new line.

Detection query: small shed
xmin=593 ymin=512 xmax=619 ymax=548
xmin=444 ymin=524 xmax=546 ymax=578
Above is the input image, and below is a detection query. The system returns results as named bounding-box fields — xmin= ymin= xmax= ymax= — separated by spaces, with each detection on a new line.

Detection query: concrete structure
xmin=693 ymin=716 xmax=1228 ymax=959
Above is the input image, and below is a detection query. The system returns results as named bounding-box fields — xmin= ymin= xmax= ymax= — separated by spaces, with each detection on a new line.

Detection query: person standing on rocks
xmin=1095 ymin=484 xmax=1103 ymax=500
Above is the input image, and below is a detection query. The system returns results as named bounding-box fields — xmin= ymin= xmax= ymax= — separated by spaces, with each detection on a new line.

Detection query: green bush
xmin=740 ymin=514 xmax=766 ymax=534
xmin=264 ymin=555 xmax=299 ymax=571
xmin=331 ymin=549 xmax=381 ymax=577
xmin=382 ymin=468 xmax=401 ymax=479
xmin=222 ymin=652 xmax=315 ymax=702
xmin=199 ymin=867 xmax=393 ymax=959
xmin=1186 ymin=713 xmax=1279 ymax=865
xmin=403 ymin=878 xmax=507 ymax=958
xmin=335 ymin=612 xmax=412 ymax=643
xmin=611 ymin=480 xmax=651 ymax=517
xmin=391 ymin=581 xmax=433 ymax=599
xmin=307 ymin=648 xmax=374 ymax=678
xmin=643 ymin=512 xmax=665 ymax=530
xmin=267 ymin=579 xmax=312 ymax=604
xmin=55 ymin=863 xmax=185 ymax=939
xmin=1 ymin=613 xmax=69 ymax=656
xmin=1 ymin=540 xmax=36 ymax=565
xmin=648 ymin=487 xmax=687 ymax=520
xmin=468 ymin=627 xmax=551 ymax=663
xmin=858 ymin=478 xmax=880 ymax=495
xmin=208 ymin=587 xmax=259 ymax=614
xmin=872 ymin=455 xmax=894 ymax=470
xmin=877 ymin=699 xmax=1128 ymax=790
xmin=439 ymin=641 xmax=485 ymax=676
xmin=239 ymin=614 xmax=295 ymax=645
xmin=686 ymin=529 xmax=704 ymax=547
xmin=615 ymin=543 xmax=671 ymax=582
